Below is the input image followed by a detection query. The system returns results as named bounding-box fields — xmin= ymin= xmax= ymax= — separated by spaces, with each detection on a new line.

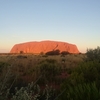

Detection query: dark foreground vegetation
xmin=0 ymin=47 xmax=100 ymax=100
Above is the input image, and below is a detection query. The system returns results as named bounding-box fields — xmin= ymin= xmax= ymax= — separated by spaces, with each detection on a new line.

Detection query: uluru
xmin=10 ymin=40 xmax=80 ymax=54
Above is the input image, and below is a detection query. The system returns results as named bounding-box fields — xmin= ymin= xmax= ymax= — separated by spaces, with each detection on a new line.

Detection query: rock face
xmin=10 ymin=40 xmax=80 ymax=54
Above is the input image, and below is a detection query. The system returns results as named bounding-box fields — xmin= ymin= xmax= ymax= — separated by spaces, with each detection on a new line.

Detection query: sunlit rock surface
xmin=10 ymin=40 xmax=80 ymax=54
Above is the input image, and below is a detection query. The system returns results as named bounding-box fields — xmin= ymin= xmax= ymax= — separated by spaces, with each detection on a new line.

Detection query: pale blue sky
xmin=0 ymin=0 xmax=100 ymax=53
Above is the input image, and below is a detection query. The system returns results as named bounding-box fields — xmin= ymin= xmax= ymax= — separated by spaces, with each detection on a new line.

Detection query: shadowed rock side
xmin=10 ymin=40 xmax=80 ymax=54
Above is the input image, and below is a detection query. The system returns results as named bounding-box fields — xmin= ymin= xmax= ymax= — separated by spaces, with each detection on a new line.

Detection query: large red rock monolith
xmin=10 ymin=40 xmax=80 ymax=54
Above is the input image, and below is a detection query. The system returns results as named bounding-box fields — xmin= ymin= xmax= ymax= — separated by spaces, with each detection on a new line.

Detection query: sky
xmin=0 ymin=0 xmax=100 ymax=53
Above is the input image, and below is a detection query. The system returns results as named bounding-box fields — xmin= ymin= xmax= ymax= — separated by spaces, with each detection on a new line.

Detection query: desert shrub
xmin=0 ymin=62 xmax=6 ymax=72
xmin=61 ymin=58 xmax=66 ymax=63
xmin=60 ymin=60 xmax=100 ymax=100
xmin=16 ymin=55 xmax=27 ymax=59
xmin=39 ymin=59 xmax=57 ymax=64
xmin=0 ymin=81 xmax=56 ymax=100
xmin=86 ymin=46 xmax=100 ymax=61
xmin=11 ymin=83 xmax=40 ymax=100
xmin=0 ymin=89 xmax=10 ymax=100
xmin=65 ymin=61 xmax=100 ymax=86
xmin=45 ymin=49 xmax=60 ymax=55
xmin=42 ymin=55 xmax=48 ymax=57
xmin=60 ymin=82 xmax=100 ymax=100
xmin=61 ymin=51 xmax=69 ymax=55
xmin=0 ymin=62 xmax=10 ymax=70
xmin=35 ymin=59 xmax=61 ymax=84
xmin=0 ymin=62 xmax=12 ymax=85
xmin=40 ymin=52 xmax=44 ymax=55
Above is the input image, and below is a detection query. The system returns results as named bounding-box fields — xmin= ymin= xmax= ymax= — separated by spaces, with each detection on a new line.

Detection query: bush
xmin=61 ymin=51 xmax=69 ymax=55
xmin=37 ymin=59 xmax=60 ymax=83
xmin=45 ymin=49 xmax=60 ymax=55
xmin=60 ymin=82 xmax=100 ymax=100
xmin=60 ymin=59 xmax=100 ymax=100
xmin=86 ymin=46 xmax=100 ymax=61
xmin=0 ymin=82 xmax=56 ymax=100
